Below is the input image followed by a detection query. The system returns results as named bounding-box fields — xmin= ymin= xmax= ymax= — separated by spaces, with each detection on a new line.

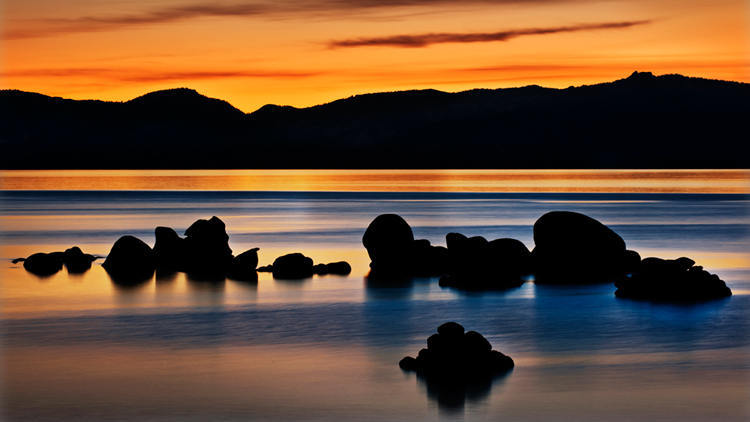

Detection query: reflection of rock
xmin=62 ymin=246 xmax=97 ymax=273
xmin=440 ymin=233 xmax=530 ymax=290
xmin=313 ymin=261 xmax=352 ymax=275
xmin=183 ymin=216 xmax=233 ymax=274
xmin=615 ymin=257 xmax=732 ymax=301
xmin=102 ymin=235 xmax=155 ymax=280
xmin=23 ymin=252 xmax=63 ymax=276
xmin=226 ymin=247 xmax=259 ymax=280
xmin=272 ymin=253 xmax=314 ymax=279
xmin=531 ymin=211 xmax=640 ymax=283
xmin=399 ymin=322 xmax=514 ymax=381
xmin=419 ymin=372 xmax=504 ymax=414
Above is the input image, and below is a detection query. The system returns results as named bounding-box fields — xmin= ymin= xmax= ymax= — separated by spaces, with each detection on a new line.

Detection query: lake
xmin=1 ymin=170 xmax=749 ymax=421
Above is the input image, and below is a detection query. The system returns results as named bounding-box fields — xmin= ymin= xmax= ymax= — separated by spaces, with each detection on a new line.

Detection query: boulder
xmin=412 ymin=239 xmax=450 ymax=276
xmin=440 ymin=233 xmax=530 ymax=290
xmin=272 ymin=253 xmax=314 ymax=279
xmin=22 ymin=252 xmax=63 ymax=276
xmin=183 ymin=216 xmax=233 ymax=273
xmin=399 ymin=322 xmax=514 ymax=381
xmin=313 ymin=261 xmax=352 ymax=275
xmin=62 ymin=246 xmax=97 ymax=273
xmin=153 ymin=226 xmax=186 ymax=271
xmin=226 ymin=247 xmax=260 ymax=280
xmin=615 ymin=257 xmax=732 ymax=301
xmin=531 ymin=211 xmax=637 ymax=283
xmin=102 ymin=235 xmax=155 ymax=278
xmin=363 ymin=214 xmax=415 ymax=276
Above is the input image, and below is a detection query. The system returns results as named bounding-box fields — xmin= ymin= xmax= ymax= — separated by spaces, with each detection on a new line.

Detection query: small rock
xmin=272 ymin=253 xmax=314 ymax=279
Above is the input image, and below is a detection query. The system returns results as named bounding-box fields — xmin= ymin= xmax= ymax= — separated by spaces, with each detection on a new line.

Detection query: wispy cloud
xmin=2 ymin=68 xmax=321 ymax=81
xmin=328 ymin=21 xmax=652 ymax=48
xmin=5 ymin=0 xmax=586 ymax=40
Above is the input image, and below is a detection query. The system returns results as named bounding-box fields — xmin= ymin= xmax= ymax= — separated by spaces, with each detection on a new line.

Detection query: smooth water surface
xmin=1 ymin=170 xmax=749 ymax=421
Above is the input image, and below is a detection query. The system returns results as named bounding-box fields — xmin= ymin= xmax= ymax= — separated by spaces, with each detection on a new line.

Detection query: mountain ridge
xmin=1 ymin=72 xmax=748 ymax=169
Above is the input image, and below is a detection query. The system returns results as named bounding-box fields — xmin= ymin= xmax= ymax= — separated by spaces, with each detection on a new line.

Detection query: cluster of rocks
xmin=362 ymin=211 xmax=731 ymax=301
xmin=399 ymin=322 xmax=514 ymax=381
xmin=615 ymin=257 xmax=732 ymax=301
xmin=257 ymin=253 xmax=351 ymax=279
xmin=362 ymin=214 xmax=448 ymax=278
xmin=16 ymin=216 xmax=351 ymax=283
xmin=14 ymin=246 xmax=98 ymax=276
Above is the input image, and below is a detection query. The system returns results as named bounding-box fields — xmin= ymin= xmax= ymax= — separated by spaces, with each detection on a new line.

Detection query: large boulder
xmin=272 ymin=253 xmax=314 ymax=279
xmin=102 ymin=235 xmax=155 ymax=279
xmin=363 ymin=214 xmax=415 ymax=276
xmin=615 ymin=257 xmax=732 ymax=301
xmin=183 ymin=216 xmax=233 ymax=274
xmin=531 ymin=211 xmax=639 ymax=283
xmin=399 ymin=322 xmax=514 ymax=381
xmin=153 ymin=226 xmax=186 ymax=271
xmin=439 ymin=233 xmax=530 ymax=290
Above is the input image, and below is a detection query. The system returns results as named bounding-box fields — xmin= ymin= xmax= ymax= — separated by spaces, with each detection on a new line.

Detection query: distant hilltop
xmin=1 ymin=72 xmax=748 ymax=169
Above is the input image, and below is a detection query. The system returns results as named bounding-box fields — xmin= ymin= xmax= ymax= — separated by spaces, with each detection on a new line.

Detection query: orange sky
xmin=2 ymin=0 xmax=748 ymax=112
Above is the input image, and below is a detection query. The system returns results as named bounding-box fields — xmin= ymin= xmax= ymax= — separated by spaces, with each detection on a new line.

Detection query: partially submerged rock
xmin=272 ymin=253 xmax=314 ymax=279
xmin=153 ymin=226 xmax=186 ymax=271
xmin=20 ymin=247 xmax=98 ymax=276
xmin=531 ymin=211 xmax=640 ymax=283
xmin=183 ymin=216 xmax=234 ymax=274
xmin=615 ymin=257 xmax=732 ymax=301
xmin=440 ymin=233 xmax=530 ymax=290
xmin=62 ymin=246 xmax=97 ymax=273
xmin=23 ymin=252 xmax=63 ymax=276
xmin=363 ymin=214 xmax=415 ymax=276
xmin=226 ymin=248 xmax=260 ymax=280
xmin=399 ymin=322 xmax=514 ymax=381
xmin=102 ymin=235 xmax=155 ymax=279
xmin=313 ymin=261 xmax=352 ymax=275
xmin=363 ymin=214 xmax=449 ymax=278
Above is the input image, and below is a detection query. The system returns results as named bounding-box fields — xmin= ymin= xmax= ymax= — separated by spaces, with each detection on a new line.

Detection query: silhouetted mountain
xmin=1 ymin=72 xmax=748 ymax=169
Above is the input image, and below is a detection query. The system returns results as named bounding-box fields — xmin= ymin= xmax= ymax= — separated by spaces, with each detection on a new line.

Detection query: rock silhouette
xmin=362 ymin=214 xmax=448 ymax=278
xmin=399 ymin=322 xmax=514 ymax=381
xmin=153 ymin=226 xmax=186 ymax=271
xmin=439 ymin=233 xmax=530 ymax=290
xmin=313 ymin=261 xmax=352 ymax=275
xmin=531 ymin=211 xmax=640 ymax=283
xmin=102 ymin=235 xmax=155 ymax=280
xmin=615 ymin=257 xmax=732 ymax=301
xmin=22 ymin=252 xmax=64 ymax=276
xmin=363 ymin=214 xmax=415 ymax=276
xmin=271 ymin=253 xmax=314 ymax=279
xmin=226 ymin=247 xmax=260 ymax=280
xmin=18 ymin=247 xmax=98 ymax=276
xmin=183 ymin=216 xmax=233 ymax=274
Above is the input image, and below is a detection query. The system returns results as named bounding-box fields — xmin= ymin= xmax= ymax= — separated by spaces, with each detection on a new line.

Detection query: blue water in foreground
xmin=1 ymin=190 xmax=749 ymax=421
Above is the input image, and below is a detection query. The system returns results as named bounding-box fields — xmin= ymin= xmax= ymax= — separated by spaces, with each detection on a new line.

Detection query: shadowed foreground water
xmin=1 ymin=180 xmax=749 ymax=421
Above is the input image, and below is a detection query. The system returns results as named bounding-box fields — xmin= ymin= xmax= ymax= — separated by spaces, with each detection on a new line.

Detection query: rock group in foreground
xmin=615 ymin=257 xmax=732 ymax=302
xmin=399 ymin=322 xmax=514 ymax=381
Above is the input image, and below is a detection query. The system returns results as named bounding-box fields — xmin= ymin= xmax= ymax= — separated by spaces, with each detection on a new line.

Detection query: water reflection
xmin=416 ymin=370 xmax=512 ymax=415
xmin=107 ymin=269 xmax=154 ymax=290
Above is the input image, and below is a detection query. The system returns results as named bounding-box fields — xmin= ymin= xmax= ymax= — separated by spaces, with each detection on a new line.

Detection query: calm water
xmin=1 ymin=170 xmax=749 ymax=421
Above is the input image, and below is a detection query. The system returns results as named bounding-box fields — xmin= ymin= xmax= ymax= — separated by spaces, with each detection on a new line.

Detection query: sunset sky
xmin=2 ymin=0 xmax=748 ymax=112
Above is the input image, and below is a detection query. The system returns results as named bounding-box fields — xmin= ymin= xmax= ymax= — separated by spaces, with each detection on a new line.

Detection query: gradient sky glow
xmin=2 ymin=0 xmax=748 ymax=112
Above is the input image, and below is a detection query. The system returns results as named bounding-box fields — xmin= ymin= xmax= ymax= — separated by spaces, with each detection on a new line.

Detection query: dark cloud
xmin=4 ymin=0 xmax=585 ymax=40
xmin=329 ymin=21 xmax=652 ymax=48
